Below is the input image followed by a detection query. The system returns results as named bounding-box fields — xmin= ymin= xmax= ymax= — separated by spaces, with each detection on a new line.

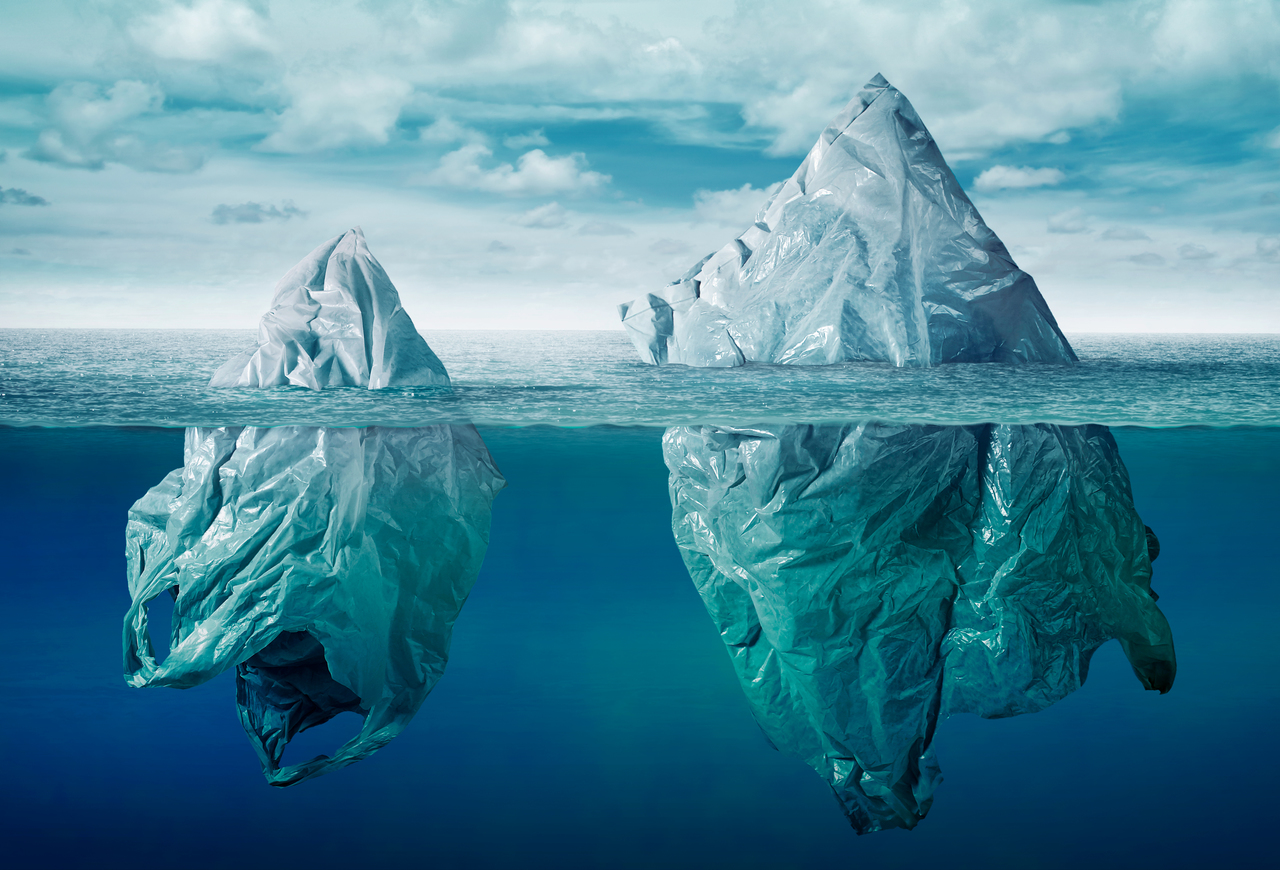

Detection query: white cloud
xmin=1047 ymin=207 xmax=1090 ymax=234
xmin=1102 ymin=226 xmax=1152 ymax=241
xmin=504 ymin=129 xmax=550 ymax=149
xmin=425 ymin=144 xmax=609 ymax=196
xmin=1151 ymin=0 xmax=1280 ymax=74
xmin=26 ymin=80 xmax=204 ymax=172
xmin=741 ymin=83 xmax=842 ymax=157
xmin=512 ymin=202 xmax=569 ymax=228
xmin=729 ymin=1 xmax=1133 ymax=155
xmin=1259 ymin=236 xmax=1280 ymax=260
xmin=15 ymin=0 xmax=1276 ymax=166
xmin=420 ymin=116 xmax=487 ymax=145
xmin=47 ymin=80 xmax=162 ymax=137
xmin=693 ymin=182 xmax=782 ymax=227
xmin=131 ymin=0 xmax=273 ymax=61
xmin=259 ymin=73 xmax=412 ymax=153
xmin=1178 ymin=242 xmax=1215 ymax=260
xmin=973 ymin=166 xmax=1066 ymax=193
xmin=641 ymin=37 xmax=702 ymax=76
xmin=1266 ymin=126 xmax=1280 ymax=149
xmin=1128 ymin=252 xmax=1167 ymax=266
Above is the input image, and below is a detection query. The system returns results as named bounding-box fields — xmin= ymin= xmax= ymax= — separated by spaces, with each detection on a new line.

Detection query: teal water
xmin=0 ymin=331 xmax=1277 ymax=868
xmin=2 ymin=330 xmax=1277 ymax=428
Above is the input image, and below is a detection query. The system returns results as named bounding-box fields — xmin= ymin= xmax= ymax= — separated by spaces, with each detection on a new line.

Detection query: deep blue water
xmin=1 ymin=422 xmax=1278 ymax=869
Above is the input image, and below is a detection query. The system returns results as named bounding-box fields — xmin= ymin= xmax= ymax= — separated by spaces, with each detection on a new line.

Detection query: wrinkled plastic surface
xmin=619 ymin=74 xmax=1076 ymax=368
xmin=620 ymin=76 xmax=1173 ymax=833
xmin=210 ymin=227 xmax=450 ymax=390
xmin=125 ymin=229 xmax=503 ymax=785
xmin=665 ymin=421 xmax=1173 ymax=832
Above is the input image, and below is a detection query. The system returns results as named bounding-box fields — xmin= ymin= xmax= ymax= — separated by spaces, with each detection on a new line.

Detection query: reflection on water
xmin=665 ymin=421 xmax=1174 ymax=832
xmin=123 ymin=424 xmax=503 ymax=784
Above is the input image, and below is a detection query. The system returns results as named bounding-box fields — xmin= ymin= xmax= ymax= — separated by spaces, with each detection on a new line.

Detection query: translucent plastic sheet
xmin=124 ymin=230 xmax=503 ymax=784
xmin=210 ymin=227 xmax=450 ymax=390
xmin=665 ymin=422 xmax=1173 ymax=832
xmin=619 ymin=74 xmax=1076 ymax=368
xmin=619 ymin=76 xmax=1174 ymax=832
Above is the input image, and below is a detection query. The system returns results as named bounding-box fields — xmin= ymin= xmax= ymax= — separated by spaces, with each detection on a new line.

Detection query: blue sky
xmin=1 ymin=0 xmax=1278 ymax=330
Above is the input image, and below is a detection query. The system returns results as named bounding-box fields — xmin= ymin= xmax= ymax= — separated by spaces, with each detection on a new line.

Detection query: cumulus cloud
xmin=730 ymin=2 xmax=1134 ymax=155
xmin=1259 ymin=237 xmax=1280 ymax=260
xmin=1047 ymin=207 xmax=1090 ymax=234
xmin=210 ymin=201 xmax=306 ymax=224
xmin=512 ymin=202 xmax=569 ymax=228
xmin=420 ymin=116 xmax=486 ymax=145
xmin=425 ymin=145 xmax=609 ymax=196
xmin=972 ymin=165 xmax=1066 ymax=193
xmin=17 ymin=0 xmax=1277 ymax=169
xmin=131 ymin=0 xmax=273 ymax=61
xmin=0 ymin=187 xmax=50 ymax=206
xmin=259 ymin=73 xmax=412 ymax=153
xmin=1178 ymin=243 xmax=1216 ymax=260
xmin=1102 ymin=226 xmax=1152 ymax=241
xmin=26 ymin=80 xmax=204 ymax=172
xmin=577 ymin=220 xmax=633 ymax=236
xmin=1129 ymin=252 xmax=1166 ymax=266
xmin=504 ymin=129 xmax=550 ymax=149
xmin=693 ymin=182 xmax=783 ymax=227
xmin=17 ymin=0 xmax=1277 ymax=168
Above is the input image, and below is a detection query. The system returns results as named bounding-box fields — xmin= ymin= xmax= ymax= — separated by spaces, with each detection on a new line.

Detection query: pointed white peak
xmin=211 ymin=228 xmax=450 ymax=390
xmin=620 ymin=74 xmax=1076 ymax=368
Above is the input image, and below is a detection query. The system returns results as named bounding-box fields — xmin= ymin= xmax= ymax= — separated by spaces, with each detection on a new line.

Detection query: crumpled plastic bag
xmin=619 ymin=74 xmax=1075 ymax=368
xmin=666 ymin=421 xmax=1173 ymax=832
xmin=124 ymin=229 xmax=503 ymax=784
xmin=620 ymin=75 xmax=1174 ymax=832
xmin=210 ymin=226 xmax=450 ymax=390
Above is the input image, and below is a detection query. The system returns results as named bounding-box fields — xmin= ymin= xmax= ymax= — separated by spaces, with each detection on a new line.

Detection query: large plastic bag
xmin=666 ymin=421 xmax=1172 ymax=832
xmin=619 ymin=74 xmax=1075 ymax=368
xmin=620 ymin=76 xmax=1174 ymax=832
xmin=124 ymin=229 xmax=503 ymax=784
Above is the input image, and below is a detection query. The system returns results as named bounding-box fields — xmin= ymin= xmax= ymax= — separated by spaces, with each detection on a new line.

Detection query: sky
xmin=0 ymin=0 xmax=1278 ymax=332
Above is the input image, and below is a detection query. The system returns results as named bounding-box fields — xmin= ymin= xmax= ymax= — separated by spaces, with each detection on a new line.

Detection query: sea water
xmin=1 ymin=330 xmax=1277 ymax=869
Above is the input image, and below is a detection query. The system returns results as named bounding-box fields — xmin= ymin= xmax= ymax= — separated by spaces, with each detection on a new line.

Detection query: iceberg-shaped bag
xmin=623 ymin=76 xmax=1174 ymax=832
xmin=124 ymin=229 xmax=504 ymax=785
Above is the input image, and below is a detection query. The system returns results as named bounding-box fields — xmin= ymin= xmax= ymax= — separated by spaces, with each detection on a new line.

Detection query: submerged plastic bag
xmin=124 ymin=229 xmax=504 ymax=785
xmin=666 ymin=421 xmax=1172 ymax=832
xmin=621 ymin=76 xmax=1174 ymax=832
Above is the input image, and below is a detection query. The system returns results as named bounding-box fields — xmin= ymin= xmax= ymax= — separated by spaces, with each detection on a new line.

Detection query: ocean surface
xmin=2 ymin=329 xmax=1278 ymax=428
xmin=1 ymin=329 xmax=1277 ymax=869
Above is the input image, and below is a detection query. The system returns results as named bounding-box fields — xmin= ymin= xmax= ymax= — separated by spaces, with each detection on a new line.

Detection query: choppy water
xmin=2 ymin=329 xmax=1277 ymax=428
